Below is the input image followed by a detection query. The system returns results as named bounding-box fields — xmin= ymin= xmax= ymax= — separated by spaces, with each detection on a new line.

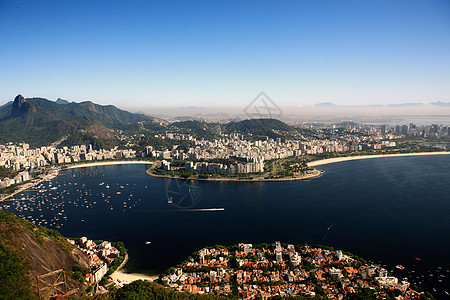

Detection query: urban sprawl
xmin=1 ymin=122 xmax=449 ymax=188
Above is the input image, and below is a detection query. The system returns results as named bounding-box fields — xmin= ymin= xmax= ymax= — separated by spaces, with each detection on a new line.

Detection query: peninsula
xmin=160 ymin=242 xmax=427 ymax=299
xmin=145 ymin=157 xmax=322 ymax=182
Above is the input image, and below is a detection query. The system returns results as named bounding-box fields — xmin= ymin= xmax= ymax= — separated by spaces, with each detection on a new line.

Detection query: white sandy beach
xmin=66 ymin=160 xmax=154 ymax=169
xmin=307 ymin=151 xmax=450 ymax=167
xmin=110 ymin=270 xmax=158 ymax=284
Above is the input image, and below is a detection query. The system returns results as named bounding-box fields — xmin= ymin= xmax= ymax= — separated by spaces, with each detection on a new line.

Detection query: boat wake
xmin=323 ymin=222 xmax=337 ymax=240
xmin=152 ymin=208 xmax=225 ymax=212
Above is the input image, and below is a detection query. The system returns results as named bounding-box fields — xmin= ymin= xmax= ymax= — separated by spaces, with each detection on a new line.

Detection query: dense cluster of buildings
xmin=147 ymin=132 xmax=373 ymax=163
xmin=1 ymin=120 xmax=447 ymax=181
xmin=0 ymin=142 xmax=136 ymax=189
xmin=162 ymin=242 xmax=423 ymax=299
xmin=0 ymin=169 xmax=31 ymax=189
xmin=161 ymin=158 xmax=265 ymax=174
xmin=0 ymin=143 xmax=136 ymax=171
xmin=68 ymin=237 xmax=121 ymax=284
xmin=147 ymin=122 xmax=447 ymax=175
xmin=148 ymin=126 xmax=402 ymax=173
xmin=381 ymin=123 xmax=449 ymax=138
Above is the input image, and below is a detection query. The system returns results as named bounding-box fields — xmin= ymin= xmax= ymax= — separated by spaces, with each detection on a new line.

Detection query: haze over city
xmin=1 ymin=0 xmax=450 ymax=111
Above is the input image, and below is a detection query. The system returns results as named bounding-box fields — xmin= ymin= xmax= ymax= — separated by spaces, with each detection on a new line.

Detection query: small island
xmin=160 ymin=242 xmax=428 ymax=299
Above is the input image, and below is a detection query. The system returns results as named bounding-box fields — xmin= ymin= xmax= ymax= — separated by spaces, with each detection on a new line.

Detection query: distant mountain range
xmin=0 ymin=95 xmax=299 ymax=147
xmin=430 ymin=101 xmax=450 ymax=107
xmin=2 ymin=94 xmax=447 ymax=147
xmin=0 ymin=95 xmax=165 ymax=147
xmin=313 ymin=101 xmax=450 ymax=108
xmin=314 ymin=102 xmax=337 ymax=108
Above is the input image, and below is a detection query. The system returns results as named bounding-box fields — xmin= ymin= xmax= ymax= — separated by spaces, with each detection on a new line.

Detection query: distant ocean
xmin=2 ymin=155 xmax=450 ymax=298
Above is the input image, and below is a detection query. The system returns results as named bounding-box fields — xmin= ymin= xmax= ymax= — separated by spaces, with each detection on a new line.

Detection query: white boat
xmin=145 ymin=241 xmax=151 ymax=245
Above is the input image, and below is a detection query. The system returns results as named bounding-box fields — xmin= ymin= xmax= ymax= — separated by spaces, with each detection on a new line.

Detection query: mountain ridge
xmin=0 ymin=94 xmax=302 ymax=146
xmin=310 ymin=101 xmax=450 ymax=108
xmin=0 ymin=95 xmax=165 ymax=147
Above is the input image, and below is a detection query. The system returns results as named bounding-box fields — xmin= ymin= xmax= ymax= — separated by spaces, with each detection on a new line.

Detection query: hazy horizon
xmin=2 ymin=93 xmax=450 ymax=126
xmin=2 ymin=93 xmax=450 ymax=108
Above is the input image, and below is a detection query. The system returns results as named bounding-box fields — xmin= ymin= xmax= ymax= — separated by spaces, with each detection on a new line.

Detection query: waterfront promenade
xmin=66 ymin=160 xmax=153 ymax=169
xmin=307 ymin=151 xmax=450 ymax=167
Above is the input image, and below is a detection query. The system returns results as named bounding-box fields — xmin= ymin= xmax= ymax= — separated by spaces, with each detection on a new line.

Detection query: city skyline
xmin=1 ymin=0 xmax=450 ymax=108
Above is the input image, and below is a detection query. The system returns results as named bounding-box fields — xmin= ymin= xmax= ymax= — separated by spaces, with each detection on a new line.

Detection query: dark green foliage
xmin=0 ymin=241 xmax=35 ymax=300
xmin=169 ymin=119 xmax=298 ymax=140
xmin=345 ymin=288 xmax=400 ymax=300
xmin=313 ymin=284 xmax=327 ymax=297
xmin=270 ymin=296 xmax=313 ymax=300
xmin=59 ymin=132 xmax=117 ymax=150
xmin=69 ymin=264 xmax=89 ymax=283
xmin=99 ymin=276 xmax=109 ymax=286
xmin=0 ymin=210 xmax=19 ymax=225
xmin=25 ymin=98 xmax=153 ymax=131
xmin=106 ymin=241 xmax=128 ymax=276
xmin=131 ymin=135 xmax=194 ymax=153
xmin=0 ymin=105 xmax=100 ymax=147
xmin=113 ymin=241 xmax=127 ymax=254
xmin=170 ymin=120 xmax=221 ymax=140
xmin=153 ymin=155 xmax=309 ymax=180
xmin=0 ymin=96 xmax=160 ymax=147
xmin=0 ymin=166 xmax=19 ymax=180
xmin=0 ymin=211 xmax=37 ymax=299
xmin=224 ymin=118 xmax=297 ymax=139
xmin=314 ymin=244 xmax=334 ymax=251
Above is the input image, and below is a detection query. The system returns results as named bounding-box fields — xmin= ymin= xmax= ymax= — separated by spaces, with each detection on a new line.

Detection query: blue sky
xmin=0 ymin=0 xmax=449 ymax=108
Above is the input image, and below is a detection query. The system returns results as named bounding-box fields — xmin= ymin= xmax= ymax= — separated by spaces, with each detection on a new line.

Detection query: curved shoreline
xmin=64 ymin=160 xmax=154 ymax=169
xmin=110 ymin=252 xmax=158 ymax=285
xmin=110 ymin=270 xmax=157 ymax=285
xmin=56 ymin=151 xmax=449 ymax=182
xmin=116 ymin=252 xmax=129 ymax=272
xmin=145 ymin=168 xmax=323 ymax=182
xmin=307 ymin=151 xmax=450 ymax=167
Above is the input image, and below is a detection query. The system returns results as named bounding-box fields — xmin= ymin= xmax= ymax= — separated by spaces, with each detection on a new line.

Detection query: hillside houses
xmin=162 ymin=242 xmax=423 ymax=299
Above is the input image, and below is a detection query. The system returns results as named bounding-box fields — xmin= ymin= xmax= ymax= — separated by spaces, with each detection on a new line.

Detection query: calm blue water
xmin=2 ymin=156 xmax=450 ymax=297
